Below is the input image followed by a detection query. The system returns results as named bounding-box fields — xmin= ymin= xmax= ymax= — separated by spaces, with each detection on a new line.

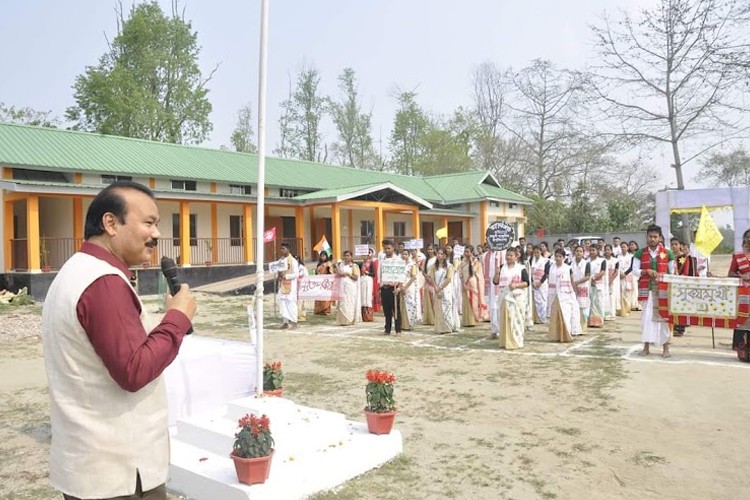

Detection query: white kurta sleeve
xmin=631 ymin=257 xmax=642 ymax=278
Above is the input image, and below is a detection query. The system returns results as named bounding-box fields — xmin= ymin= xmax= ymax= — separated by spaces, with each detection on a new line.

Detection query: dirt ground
xmin=2 ymin=255 xmax=749 ymax=500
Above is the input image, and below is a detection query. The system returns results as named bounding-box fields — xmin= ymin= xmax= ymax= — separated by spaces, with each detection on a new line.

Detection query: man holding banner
xmin=631 ymin=225 xmax=675 ymax=358
xmin=378 ymin=240 xmax=404 ymax=335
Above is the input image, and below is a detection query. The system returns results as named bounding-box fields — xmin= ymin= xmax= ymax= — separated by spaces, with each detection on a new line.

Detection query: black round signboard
xmin=486 ymin=221 xmax=515 ymax=251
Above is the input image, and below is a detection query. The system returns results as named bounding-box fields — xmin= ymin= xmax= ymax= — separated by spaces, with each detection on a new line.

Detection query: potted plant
xmin=230 ymin=413 xmax=274 ymax=485
xmin=263 ymin=361 xmax=284 ymax=397
xmin=364 ymin=369 xmax=397 ymax=435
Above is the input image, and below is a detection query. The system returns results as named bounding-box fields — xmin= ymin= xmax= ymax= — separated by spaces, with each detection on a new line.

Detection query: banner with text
xmin=380 ymin=259 xmax=407 ymax=283
xmin=657 ymin=274 xmax=750 ymax=328
xmin=298 ymin=275 xmax=341 ymax=301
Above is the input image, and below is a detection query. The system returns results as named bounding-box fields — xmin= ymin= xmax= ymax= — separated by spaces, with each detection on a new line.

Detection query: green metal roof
xmin=0 ymin=122 xmax=530 ymax=204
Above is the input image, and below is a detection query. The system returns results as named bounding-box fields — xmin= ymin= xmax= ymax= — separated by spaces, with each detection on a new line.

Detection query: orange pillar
xmin=179 ymin=201 xmax=191 ymax=266
xmin=295 ymin=206 xmax=305 ymax=259
xmin=27 ymin=195 xmax=41 ymax=271
xmin=3 ymin=195 xmax=13 ymax=270
xmin=480 ymin=201 xmax=488 ymax=244
xmin=1 ymin=167 xmax=12 ymax=179
xmin=149 ymin=177 xmax=156 ymax=189
xmin=332 ymin=202 xmax=341 ymax=261
xmin=73 ymin=197 xmax=83 ymax=247
xmin=412 ymin=210 xmax=420 ymax=239
xmin=243 ymin=204 xmax=253 ymax=264
xmin=375 ymin=206 xmax=384 ymax=250
xmin=74 ymin=173 xmax=82 ymax=184
xmin=466 ymin=216 xmax=472 ymax=244
xmin=210 ymin=202 xmax=218 ymax=262
xmin=347 ymin=207 xmax=353 ymax=252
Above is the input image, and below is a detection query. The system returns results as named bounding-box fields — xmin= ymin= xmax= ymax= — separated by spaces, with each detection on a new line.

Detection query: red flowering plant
xmin=263 ymin=361 xmax=284 ymax=391
xmin=232 ymin=413 xmax=274 ymax=459
xmin=365 ymin=370 xmax=396 ymax=414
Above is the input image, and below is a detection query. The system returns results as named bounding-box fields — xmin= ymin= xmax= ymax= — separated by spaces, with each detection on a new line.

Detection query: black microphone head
xmin=161 ymin=256 xmax=178 ymax=277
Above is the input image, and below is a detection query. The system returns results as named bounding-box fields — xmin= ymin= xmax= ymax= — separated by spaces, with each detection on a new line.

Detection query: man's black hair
xmin=84 ymin=181 xmax=155 ymax=240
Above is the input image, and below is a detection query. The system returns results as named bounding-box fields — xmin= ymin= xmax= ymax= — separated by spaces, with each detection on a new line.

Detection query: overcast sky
xmin=0 ymin=0 xmax=724 ymax=192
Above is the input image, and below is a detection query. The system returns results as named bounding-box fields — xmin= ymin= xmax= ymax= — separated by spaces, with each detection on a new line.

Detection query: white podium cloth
xmin=164 ymin=336 xmax=256 ymax=426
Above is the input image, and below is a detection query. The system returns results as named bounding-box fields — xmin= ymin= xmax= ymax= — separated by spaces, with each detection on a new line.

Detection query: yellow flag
xmin=435 ymin=226 xmax=448 ymax=240
xmin=694 ymin=204 xmax=723 ymax=256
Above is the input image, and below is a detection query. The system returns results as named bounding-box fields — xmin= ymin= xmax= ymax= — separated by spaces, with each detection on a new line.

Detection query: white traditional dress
xmin=335 ymin=262 xmax=361 ymax=325
xmin=547 ymin=262 xmax=582 ymax=342
xmin=297 ymin=263 xmax=308 ymax=322
xmin=399 ymin=259 xmax=422 ymax=330
xmin=278 ymin=254 xmax=299 ymax=325
xmin=605 ymin=256 xmax=620 ymax=320
xmin=632 ymin=247 xmax=674 ymax=346
xmin=588 ymin=257 xmax=608 ymax=327
xmin=571 ymin=258 xmax=591 ymax=331
xmin=497 ymin=263 xmax=529 ymax=350
xmin=530 ymin=256 xmax=550 ymax=324
xmin=484 ymin=250 xmax=505 ymax=336
xmin=431 ymin=264 xmax=458 ymax=334
xmin=618 ymin=252 xmax=634 ymax=316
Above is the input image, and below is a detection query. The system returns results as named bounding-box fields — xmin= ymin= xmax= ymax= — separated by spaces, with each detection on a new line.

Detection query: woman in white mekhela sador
xmin=397 ymin=249 xmax=421 ymax=330
xmin=296 ymin=255 xmax=308 ymax=322
xmin=587 ymin=246 xmax=608 ymax=328
xmin=360 ymin=249 xmax=376 ymax=322
xmin=460 ymin=245 xmax=485 ymax=327
xmin=571 ymin=246 xmax=591 ymax=332
xmin=451 ymin=244 xmax=463 ymax=318
xmin=618 ymin=242 xmax=634 ymax=317
xmin=547 ymin=248 xmax=583 ymax=342
xmin=530 ymin=246 xmax=551 ymax=324
xmin=495 ymin=248 xmax=530 ymax=350
xmin=411 ymin=248 xmax=426 ymax=324
xmin=430 ymin=248 xmax=459 ymax=334
xmin=626 ymin=241 xmax=641 ymax=311
xmin=335 ymin=250 xmax=361 ymax=326
xmin=604 ymin=244 xmax=620 ymax=321
xmin=422 ymin=245 xmax=437 ymax=326
xmin=522 ymin=246 xmax=535 ymax=329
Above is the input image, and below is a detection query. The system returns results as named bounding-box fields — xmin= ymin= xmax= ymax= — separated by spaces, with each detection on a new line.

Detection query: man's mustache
xmin=146 ymin=240 xmax=158 ymax=248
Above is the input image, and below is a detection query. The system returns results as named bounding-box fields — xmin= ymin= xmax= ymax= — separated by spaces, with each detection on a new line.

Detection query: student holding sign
xmin=378 ymin=240 xmax=404 ymax=335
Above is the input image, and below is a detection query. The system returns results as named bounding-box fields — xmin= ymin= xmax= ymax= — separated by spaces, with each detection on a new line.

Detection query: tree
xmin=413 ymin=110 xmax=474 ymax=176
xmin=230 ymin=102 xmax=257 ymax=153
xmin=695 ymin=148 xmax=750 ymax=186
xmin=389 ymin=90 xmax=430 ymax=175
xmin=0 ymin=103 xmax=57 ymax=127
xmin=590 ymin=0 xmax=750 ymax=241
xmin=328 ymin=68 xmax=378 ymax=168
xmin=500 ymin=59 xmax=604 ymax=199
xmin=66 ymin=1 xmax=216 ymax=144
xmin=275 ymin=65 xmax=327 ymax=162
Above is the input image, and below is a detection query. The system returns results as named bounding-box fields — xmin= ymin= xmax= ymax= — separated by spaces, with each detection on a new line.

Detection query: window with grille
xmin=171 ymin=179 xmax=197 ymax=191
xmin=101 ymin=175 xmax=133 ymax=184
xmin=230 ymin=184 xmax=252 ymax=195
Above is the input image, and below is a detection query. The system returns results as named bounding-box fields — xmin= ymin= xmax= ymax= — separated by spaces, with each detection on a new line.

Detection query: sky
xmin=0 ymin=0 xmax=730 ymax=194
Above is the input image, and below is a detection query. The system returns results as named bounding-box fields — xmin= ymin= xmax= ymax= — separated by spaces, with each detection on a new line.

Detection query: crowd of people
xmin=275 ymin=228 xmax=712 ymax=356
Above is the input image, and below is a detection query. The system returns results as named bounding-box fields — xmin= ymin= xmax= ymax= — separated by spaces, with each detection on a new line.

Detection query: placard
xmin=453 ymin=244 xmax=465 ymax=258
xmin=298 ymin=275 xmax=341 ymax=301
xmin=410 ymin=238 xmax=423 ymax=250
xmin=657 ymin=274 xmax=750 ymax=328
xmin=486 ymin=221 xmax=515 ymax=251
xmin=354 ymin=244 xmax=370 ymax=256
xmin=268 ymin=258 xmax=287 ymax=273
xmin=380 ymin=259 xmax=407 ymax=283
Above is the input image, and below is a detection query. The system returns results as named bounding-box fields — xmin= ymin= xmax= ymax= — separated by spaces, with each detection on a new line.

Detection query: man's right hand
xmin=167 ymin=284 xmax=197 ymax=321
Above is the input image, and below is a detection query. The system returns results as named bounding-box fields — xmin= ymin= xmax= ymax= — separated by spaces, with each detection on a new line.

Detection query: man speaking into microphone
xmin=42 ymin=181 xmax=196 ymax=500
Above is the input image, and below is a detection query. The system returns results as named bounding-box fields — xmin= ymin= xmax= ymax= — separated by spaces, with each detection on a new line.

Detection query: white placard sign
xmin=268 ymin=258 xmax=287 ymax=273
xmin=380 ymin=259 xmax=407 ymax=283
xmin=453 ymin=244 xmax=465 ymax=257
xmin=298 ymin=275 xmax=341 ymax=301
xmin=411 ymin=238 xmax=424 ymax=249
xmin=354 ymin=244 xmax=370 ymax=256
xmin=661 ymin=274 xmax=739 ymax=318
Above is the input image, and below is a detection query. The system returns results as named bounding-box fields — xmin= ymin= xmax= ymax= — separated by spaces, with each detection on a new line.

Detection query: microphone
xmin=160 ymin=256 xmax=193 ymax=335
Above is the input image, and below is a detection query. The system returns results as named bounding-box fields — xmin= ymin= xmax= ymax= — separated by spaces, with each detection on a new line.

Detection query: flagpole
xmin=254 ymin=0 xmax=269 ymax=397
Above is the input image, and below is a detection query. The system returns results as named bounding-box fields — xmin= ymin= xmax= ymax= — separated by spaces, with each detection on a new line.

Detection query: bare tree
xmin=274 ymin=65 xmax=327 ymax=162
xmin=695 ymin=147 xmax=750 ymax=185
xmin=328 ymin=68 xmax=378 ymax=169
xmin=590 ymin=0 xmax=750 ymax=240
xmin=500 ymin=59 xmax=604 ymax=199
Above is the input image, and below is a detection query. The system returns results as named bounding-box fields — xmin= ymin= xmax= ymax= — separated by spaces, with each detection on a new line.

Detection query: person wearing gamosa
xmin=571 ymin=245 xmax=591 ymax=332
xmin=630 ymin=225 xmax=675 ymax=358
xmin=587 ymin=246 xmax=609 ymax=328
xmin=530 ymin=246 xmax=551 ymax=324
xmin=335 ymin=250 xmax=361 ymax=325
xmin=277 ymin=243 xmax=299 ymax=329
xmin=494 ymin=248 xmax=530 ymax=350
xmin=397 ymin=248 xmax=422 ymax=330
xmin=430 ymin=247 xmax=459 ymax=334
xmin=42 ymin=181 xmax=196 ymax=500
xmin=603 ymin=244 xmax=620 ymax=320
xmin=484 ymin=247 xmax=506 ymax=339
xmin=422 ymin=244 xmax=437 ymax=326
xmin=459 ymin=244 xmax=485 ymax=327
xmin=728 ymin=229 xmax=750 ymax=359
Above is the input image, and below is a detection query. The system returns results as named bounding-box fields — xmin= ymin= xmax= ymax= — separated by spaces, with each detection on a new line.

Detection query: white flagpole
xmin=255 ymin=0 xmax=269 ymax=396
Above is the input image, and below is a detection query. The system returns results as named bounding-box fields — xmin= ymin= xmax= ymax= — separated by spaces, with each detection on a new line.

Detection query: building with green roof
xmin=0 ymin=122 xmax=530 ymax=276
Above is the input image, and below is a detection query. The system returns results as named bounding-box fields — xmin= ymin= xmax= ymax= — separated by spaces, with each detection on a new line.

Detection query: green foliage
xmin=329 ymin=68 xmax=379 ymax=169
xmin=0 ymin=103 xmax=57 ymax=127
xmin=526 ymin=196 xmax=569 ymax=235
xmin=233 ymin=414 xmax=274 ymax=458
xmin=275 ymin=66 xmax=327 ymax=162
xmin=695 ymin=148 xmax=750 ymax=187
xmin=365 ymin=370 xmax=396 ymax=413
xmin=230 ymin=102 xmax=257 ymax=153
xmin=389 ymin=90 xmax=430 ymax=175
xmin=66 ymin=1 xmax=215 ymax=144
xmin=263 ymin=361 xmax=284 ymax=390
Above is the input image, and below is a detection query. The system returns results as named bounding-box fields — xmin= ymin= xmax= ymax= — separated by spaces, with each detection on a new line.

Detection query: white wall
xmin=39 ymin=198 xmax=73 ymax=238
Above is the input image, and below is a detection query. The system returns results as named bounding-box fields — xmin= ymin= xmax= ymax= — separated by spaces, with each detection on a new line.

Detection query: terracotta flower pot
xmin=230 ymin=449 xmax=274 ymax=485
xmin=263 ymin=387 xmax=283 ymax=397
xmin=364 ymin=409 xmax=397 ymax=435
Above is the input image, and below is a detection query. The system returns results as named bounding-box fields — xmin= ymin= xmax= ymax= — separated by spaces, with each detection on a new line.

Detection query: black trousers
xmin=63 ymin=474 xmax=166 ymax=500
xmin=380 ymin=286 xmax=401 ymax=333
